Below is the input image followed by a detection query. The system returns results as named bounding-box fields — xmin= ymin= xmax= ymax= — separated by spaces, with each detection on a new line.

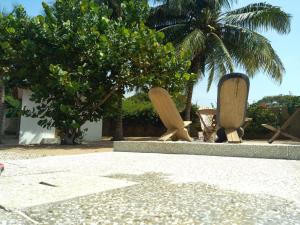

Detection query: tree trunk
xmin=184 ymin=81 xmax=194 ymax=121
xmin=0 ymin=84 xmax=5 ymax=144
xmin=184 ymin=55 xmax=202 ymax=121
xmin=61 ymin=129 xmax=77 ymax=145
xmin=62 ymin=134 xmax=75 ymax=145
xmin=113 ymin=92 xmax=124 ymax=141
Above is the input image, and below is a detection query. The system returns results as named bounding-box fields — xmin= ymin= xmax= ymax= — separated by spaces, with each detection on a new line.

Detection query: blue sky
xmin=1 ymin=0 xmax=299 ymax=106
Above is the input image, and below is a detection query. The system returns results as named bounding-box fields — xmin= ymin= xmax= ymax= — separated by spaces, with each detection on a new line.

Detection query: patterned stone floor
xmin=1 ymin=151 xmax=300 ymax=224
xmin=1 ymin=173 xmax=300 ymax=225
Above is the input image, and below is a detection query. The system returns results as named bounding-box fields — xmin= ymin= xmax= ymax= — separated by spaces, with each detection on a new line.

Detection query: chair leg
xmin=263 ymin=123 xmax=300 ymax=143
xmin=171 ymin=136 xmax=179 ymax=141
xmin=159 ymin=128 xmax=178 ymax=141
xmin=280 ymin=131 xmax=300 ymax=142
xmin=204 ymin=130 xmax=216 ymax=142
xmin=225 ymin=129 xmax=241 ymax=143
xmin=176 ymin=128 xmax=193 ymax=142
xmin=268 ymin=130 xmax=281 ymax=144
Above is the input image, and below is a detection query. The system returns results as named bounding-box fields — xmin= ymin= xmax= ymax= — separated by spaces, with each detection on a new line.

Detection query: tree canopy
xmin=0 ymin=0 xmax=192 ymax=144
xmin=148 ymin=0 xmax=291 ymax=120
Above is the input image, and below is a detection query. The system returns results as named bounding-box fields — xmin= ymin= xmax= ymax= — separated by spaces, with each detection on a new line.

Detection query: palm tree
xmin=148 ymin=0 xmax=291 ymax=121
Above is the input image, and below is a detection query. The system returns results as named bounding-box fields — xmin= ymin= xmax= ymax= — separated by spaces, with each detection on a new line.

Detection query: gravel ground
xmin=1 ymin=152 xmax=300 ymax=224
xmin=0 ymin=142 xmax=112 ymax=160
xmin=0 ymin=151 xmax=49 ymax=160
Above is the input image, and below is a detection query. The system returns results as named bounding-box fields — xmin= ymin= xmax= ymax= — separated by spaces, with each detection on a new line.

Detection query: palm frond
xmin=154 ymin=23 xmax=190 ymax=45
xmin=206 ymin=0 xmax=237 ymax=10
xmin=147 ymin=2 xmax=191 ymax=29
xmin=206 ymin=64 xmax=215 ymax=91
xmin=179 ymin=28 xmax=206 ymax=58
xmin=223 ymin=3 xmax=291 ymax=34
xmin=148 ymin=0 xmax=236 ymax=29
xmin=221 ymin=24 xmax=284 ymax=82
xmin=206 ymin=32 xmax=234 ymax=72
xmin=203 ymin=32 xmax=234 ymax=91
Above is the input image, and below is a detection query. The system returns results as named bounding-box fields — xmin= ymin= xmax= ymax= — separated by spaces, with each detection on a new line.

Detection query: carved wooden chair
xmin=149 ymin=87 xmax=193 ymax=142
xmin=262 ymin=108 xmax=300 ymax=143
xmin=216 ymin=73 xmax=250 ymax=143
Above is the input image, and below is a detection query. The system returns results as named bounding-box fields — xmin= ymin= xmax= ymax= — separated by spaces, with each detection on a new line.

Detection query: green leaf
xmin=6 ymin=27 xmax=15 ymax=34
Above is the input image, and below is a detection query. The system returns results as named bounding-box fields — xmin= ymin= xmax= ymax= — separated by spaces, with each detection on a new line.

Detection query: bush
xmin=244 ymin=95 xmax=300 ymax=138
xmin=257 ymin=95 xmax=300 ymax=115
xmin=122 ymin=93 xmax=162 ymax=126
xmin=108 ymin=92 xmax=199 ymax=126
xmin=246 ymin=103 xmax=280 ymax=137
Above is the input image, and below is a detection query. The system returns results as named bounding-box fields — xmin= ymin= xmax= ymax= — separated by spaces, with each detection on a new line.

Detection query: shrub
xmin=122 ymin=93 xmax=162 ymax=126
xmin=246 ymin=103 xmax=279 ymax=136
xmin=257 ymin=95 xmax=300 ymax=116
xmin=106 ymin=92 xmax=199 ymax=126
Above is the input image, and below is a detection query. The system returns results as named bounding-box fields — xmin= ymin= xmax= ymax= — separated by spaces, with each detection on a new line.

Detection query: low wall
xmin=114 ymin=141 xmax=300 ymax=160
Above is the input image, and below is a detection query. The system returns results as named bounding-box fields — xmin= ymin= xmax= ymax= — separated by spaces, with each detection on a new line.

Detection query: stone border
xmin=114 ymin=141 xmax=300 ymax=160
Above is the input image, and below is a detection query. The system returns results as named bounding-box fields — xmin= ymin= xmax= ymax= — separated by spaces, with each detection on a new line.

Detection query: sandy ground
xmin=0 ymin=137 xmax=158 ymax=159
xmin=0 ymin=145 xmax=112 ymax=158
xmin=0 ymin=141 xmax=113 ymax=159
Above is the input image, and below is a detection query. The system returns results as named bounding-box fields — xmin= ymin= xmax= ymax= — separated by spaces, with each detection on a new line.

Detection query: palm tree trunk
xmin=184 ymin=81 xmax=194 ymax=121
xmin=184 ymin=55 xmax=202 ymax=121
xmin=0 ymin=84 xmax=5 ymax=144
xmin=113 ymin=91 xmax=124 ymax=141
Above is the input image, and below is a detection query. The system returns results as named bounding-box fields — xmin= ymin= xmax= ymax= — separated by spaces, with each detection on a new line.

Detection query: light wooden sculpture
xmin=196 ymin=108 xmax=217 ymax=142
xmin=197 ymin=108 xmax=252 ymax=142
xmin=148 ymin=87 xmax=193 ymax=142
xmin=262 ymin=108 xmax=300 ymax=143
xmin=217 ymin=73 xmax=250 ymax=143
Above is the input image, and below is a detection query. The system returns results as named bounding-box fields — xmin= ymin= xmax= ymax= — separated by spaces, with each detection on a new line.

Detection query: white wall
xmin=19 ymin=90 xmax=103 ymax=144
xmin=82 ymin=120 xmax=102 ymax=142
xmin=19 ymin=90 xmax=56 ymax=145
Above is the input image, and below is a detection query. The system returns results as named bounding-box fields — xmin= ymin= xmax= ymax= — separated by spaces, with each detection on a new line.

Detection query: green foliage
xmin=5 ymin=94 xmax=21 ymax=118
xmin=246 ymin=95 xmax=300 ymax=137
xmin=120 ymin=0 xmax=150 ymax=24
xmin=246 ymin=102 xmax=279 ymax=136
xmin=257 ymin=95 xmax=300 ymax=115
xmin=116 ymin=92 xmax=198 ymax=125
xmin=0 ymin=0 xmax=191 ymax=144
xmin=123 ymin=93 xmax=152 ymax=116
xmin=122 ymin=93 xmax=161 ymax=125
xmin=148 ymin=1 xmax=291 ymax=89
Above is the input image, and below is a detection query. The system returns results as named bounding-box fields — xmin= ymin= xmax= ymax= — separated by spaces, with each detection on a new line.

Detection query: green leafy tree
xmin=95 ymin=0 xmax=193 ymax=140
xmin=0 ymin=0 xmax=191 ymax=144
xmin=95 ymin=0 xmax=152 ymax=140
xmin=0 ymin=11 xmax=7 ymax=143
xmin=148 ymin=0 xmax=291 ymax=120
xmin=0 ymin=83 xmax=4 ymax=143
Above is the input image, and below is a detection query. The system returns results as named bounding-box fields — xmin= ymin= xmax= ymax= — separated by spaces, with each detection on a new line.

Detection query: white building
xmin=18 ymin=90 xmax=102 ymax=145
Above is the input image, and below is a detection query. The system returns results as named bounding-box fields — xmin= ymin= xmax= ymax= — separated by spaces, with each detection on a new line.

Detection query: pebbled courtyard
xmin=1 ymin=150 xmax=300 ymax=224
